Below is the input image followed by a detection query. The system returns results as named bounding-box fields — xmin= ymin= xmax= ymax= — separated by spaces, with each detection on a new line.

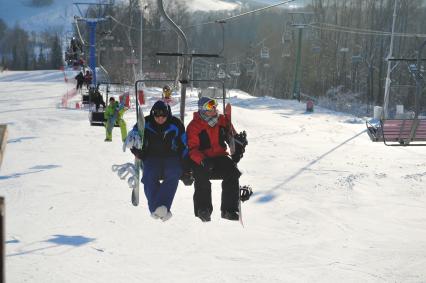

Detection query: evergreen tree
xmin=50 ymin=34 xmax=63 ymax=69
xmin=37 ymin=46 xmax=46 ymax=69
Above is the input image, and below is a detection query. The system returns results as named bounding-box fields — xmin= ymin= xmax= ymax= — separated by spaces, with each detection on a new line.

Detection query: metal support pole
xmin=157 ymin=0 xmax=190 ymax=123
xmin=191 ymin=50 xmax=194 ymax=91
xmin=415 ymin=39 xmax=426 ymax=118
xmin=140 ymin=6 xmax=143 ymax=79
xmin=0 ymin=197 xmax=4 ymax=283
xmin=292 ymin=27 xmax=303 ymax=101
xmin=88 ymin=21 xmax=98 ymax=86
xmin=383 ymin=0 xmax=398 ymax=119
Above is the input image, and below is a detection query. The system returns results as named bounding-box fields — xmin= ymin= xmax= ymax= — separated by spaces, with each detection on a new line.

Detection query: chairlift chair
xmin=89 ymin=82 xmax=126 ymax=127
xmin=260 ymin=46 xmax=270 ymax=59
xmin=218 ymin=69 xmax=226 ymax=79
xmin=134 ymin=78 xmax=232 ymax=182
xmin=366 ymin=39 xmax=426 ymax=146
xmin=245 ymin=59 xmax=256 ymax=75
xmin=229 ymin=63 xmax=241 ymax=77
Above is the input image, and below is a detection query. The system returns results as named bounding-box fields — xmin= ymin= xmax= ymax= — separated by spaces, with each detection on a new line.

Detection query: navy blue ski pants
xmin=142 ymin=156 xmax=182 ymax=213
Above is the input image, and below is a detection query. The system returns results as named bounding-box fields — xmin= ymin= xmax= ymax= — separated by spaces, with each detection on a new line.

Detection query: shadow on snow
xmin=6 ymin=235 xmax=96 ymax=257
xmin=0 ymin=164 xmax=61 ymax=180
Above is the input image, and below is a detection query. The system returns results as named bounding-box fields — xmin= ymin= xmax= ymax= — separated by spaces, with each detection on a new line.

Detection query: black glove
xmin=201 ymin=158 xmax=214 ymax=171
xmin=240 ymin=185 xmax=253 ymax=202
xmin=232 ymin=131 xmax=247 ymax=164
xmin=130 ymin=147 xmax=144 ymax=160
xmin=181 ymin=171 xmax=194 ymax=186
xmin=234 ymin=131 xmax=248 ymax=156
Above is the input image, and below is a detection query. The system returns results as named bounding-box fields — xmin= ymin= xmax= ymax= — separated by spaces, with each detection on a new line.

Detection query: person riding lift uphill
xmin=186 ymin=97 xmax=249 ymax=222
xmin=128 ymin=100 xmax=192 ymax=221
xmin=104 ymin=97 xmax=128 ymax=142
xmin=162 ymin=85 xmax=172 ymax=104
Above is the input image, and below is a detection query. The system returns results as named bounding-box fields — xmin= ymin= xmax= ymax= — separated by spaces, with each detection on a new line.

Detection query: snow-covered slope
xmin=1 ymin=70 xmax=426 ymax=282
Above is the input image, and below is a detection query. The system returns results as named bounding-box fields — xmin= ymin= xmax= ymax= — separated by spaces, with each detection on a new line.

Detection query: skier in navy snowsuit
xmin=130 ymin=100 xmax=188 ymax=221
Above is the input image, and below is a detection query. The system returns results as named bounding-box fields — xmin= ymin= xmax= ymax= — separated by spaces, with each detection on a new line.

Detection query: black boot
xmin=221 ymin=211 xmax=239 ymax=221
xmin=197 ymin=209 xmax=211 ymax=222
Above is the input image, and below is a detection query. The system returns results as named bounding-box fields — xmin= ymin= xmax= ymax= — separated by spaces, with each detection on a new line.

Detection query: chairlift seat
xmin=381 ymin=119 xmax=426 ymax=146
xmin=89 ymin=111 xmax=119 ymax=127
xmin=159 ymin=168 xmax=228 ymax=186
xmin=82 ymin=94 xmax=90 ymax=105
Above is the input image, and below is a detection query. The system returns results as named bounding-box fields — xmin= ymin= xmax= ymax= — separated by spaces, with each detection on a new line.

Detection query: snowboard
xmin=225 ymin=102 xmax=243 ymax=226
xmin=225 ymin=103 xmax=237 ymax=155
xmin=132 ymin=106 xmax=145 ymax=206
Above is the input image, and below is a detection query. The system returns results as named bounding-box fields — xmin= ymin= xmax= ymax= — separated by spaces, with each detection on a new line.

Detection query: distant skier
xmin=186 ymin=97 xmax=246 ymax=222
xmin=84 ymin=70 xmax=92 ymax=89
xmin=129 ymin=100 xmax=190 ymax=221
xmin=104 ymin=97 xmax=127 ymax=142
xmin=75 ymin=71 xmax=84 ymax=91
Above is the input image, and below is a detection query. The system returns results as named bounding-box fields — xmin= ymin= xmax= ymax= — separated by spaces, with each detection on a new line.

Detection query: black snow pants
xmin=192 ymin=155 xmax=241 ymax=216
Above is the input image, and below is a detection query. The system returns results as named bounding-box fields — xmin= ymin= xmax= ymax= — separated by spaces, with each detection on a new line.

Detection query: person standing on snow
xmin=104 ymin=97 xmax=127 ymax=142
xmin=186 ymin=97 xmax=243 ymax=222
xmin=129 ymin=100 xmax=190 ymax=221
xmin=75 ymin=71 xmax=84 ymax=91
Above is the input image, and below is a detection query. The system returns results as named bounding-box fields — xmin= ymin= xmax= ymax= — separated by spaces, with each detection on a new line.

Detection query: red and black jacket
xmin=186 ymin=112 xmax=232 ymax=165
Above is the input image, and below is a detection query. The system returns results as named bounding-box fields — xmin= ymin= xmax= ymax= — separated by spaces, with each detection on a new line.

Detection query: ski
xmin=132 ymin=105 xmax=145 ymax=206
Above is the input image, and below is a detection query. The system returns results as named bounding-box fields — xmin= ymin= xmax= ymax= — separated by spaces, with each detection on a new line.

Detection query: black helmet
xmin=150 ymin=100 xmax=169 ymax=117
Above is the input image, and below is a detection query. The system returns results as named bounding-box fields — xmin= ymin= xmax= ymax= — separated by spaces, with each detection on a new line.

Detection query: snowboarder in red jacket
xmin=186 ymin=97 xmax=241 ymax=222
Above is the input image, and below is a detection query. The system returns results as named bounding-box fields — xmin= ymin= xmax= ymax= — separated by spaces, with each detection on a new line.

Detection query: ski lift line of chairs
xmin=366 ymin=43 xmax=426 ymax=146
xmin=89 ymin=82 xmax=129 ymax=127
xmin=134 ymin=78 xmax=228 ymax=182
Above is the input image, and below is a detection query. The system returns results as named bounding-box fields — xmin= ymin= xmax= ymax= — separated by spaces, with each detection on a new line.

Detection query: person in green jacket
xmin=104 ymin=97 xmax=128 ymax=142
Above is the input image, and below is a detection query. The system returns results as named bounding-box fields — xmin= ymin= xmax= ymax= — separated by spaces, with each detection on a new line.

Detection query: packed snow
xmin=1 ymin=70 xmax=426 ymax=282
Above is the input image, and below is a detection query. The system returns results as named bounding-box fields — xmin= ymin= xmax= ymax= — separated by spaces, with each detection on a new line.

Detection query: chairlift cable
xmin=214 ymin=0 xmax=295 ymax=23
xmin=309 ymin=22 xmax=426 ymax=38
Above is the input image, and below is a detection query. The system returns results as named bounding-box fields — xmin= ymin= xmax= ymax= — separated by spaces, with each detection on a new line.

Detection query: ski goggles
xmin=153 ymin=108 xmax=168 ymax=117
xmin=202 ymin=99 xmax=218 ymax=111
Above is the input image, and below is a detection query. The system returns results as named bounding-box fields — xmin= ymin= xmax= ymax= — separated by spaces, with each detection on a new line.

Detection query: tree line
xmin=0 ymin=19 xmax=63 ymax=71
xmin=1 ymin=0 xmax=425 ymax=115
xmin=77 ymin=0 xmax=424 ymax=113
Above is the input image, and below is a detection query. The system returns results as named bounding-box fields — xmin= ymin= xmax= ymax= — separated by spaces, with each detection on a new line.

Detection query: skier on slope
xmin=75 ymin=71 xmax=84 ymax=91
xmin=104 ymin=97 xmax=127 ymax=142
xmin=186 ymin=97 xmax=246 ymax=222
xmin=129 ymin=100 xmax=191 ymax=221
